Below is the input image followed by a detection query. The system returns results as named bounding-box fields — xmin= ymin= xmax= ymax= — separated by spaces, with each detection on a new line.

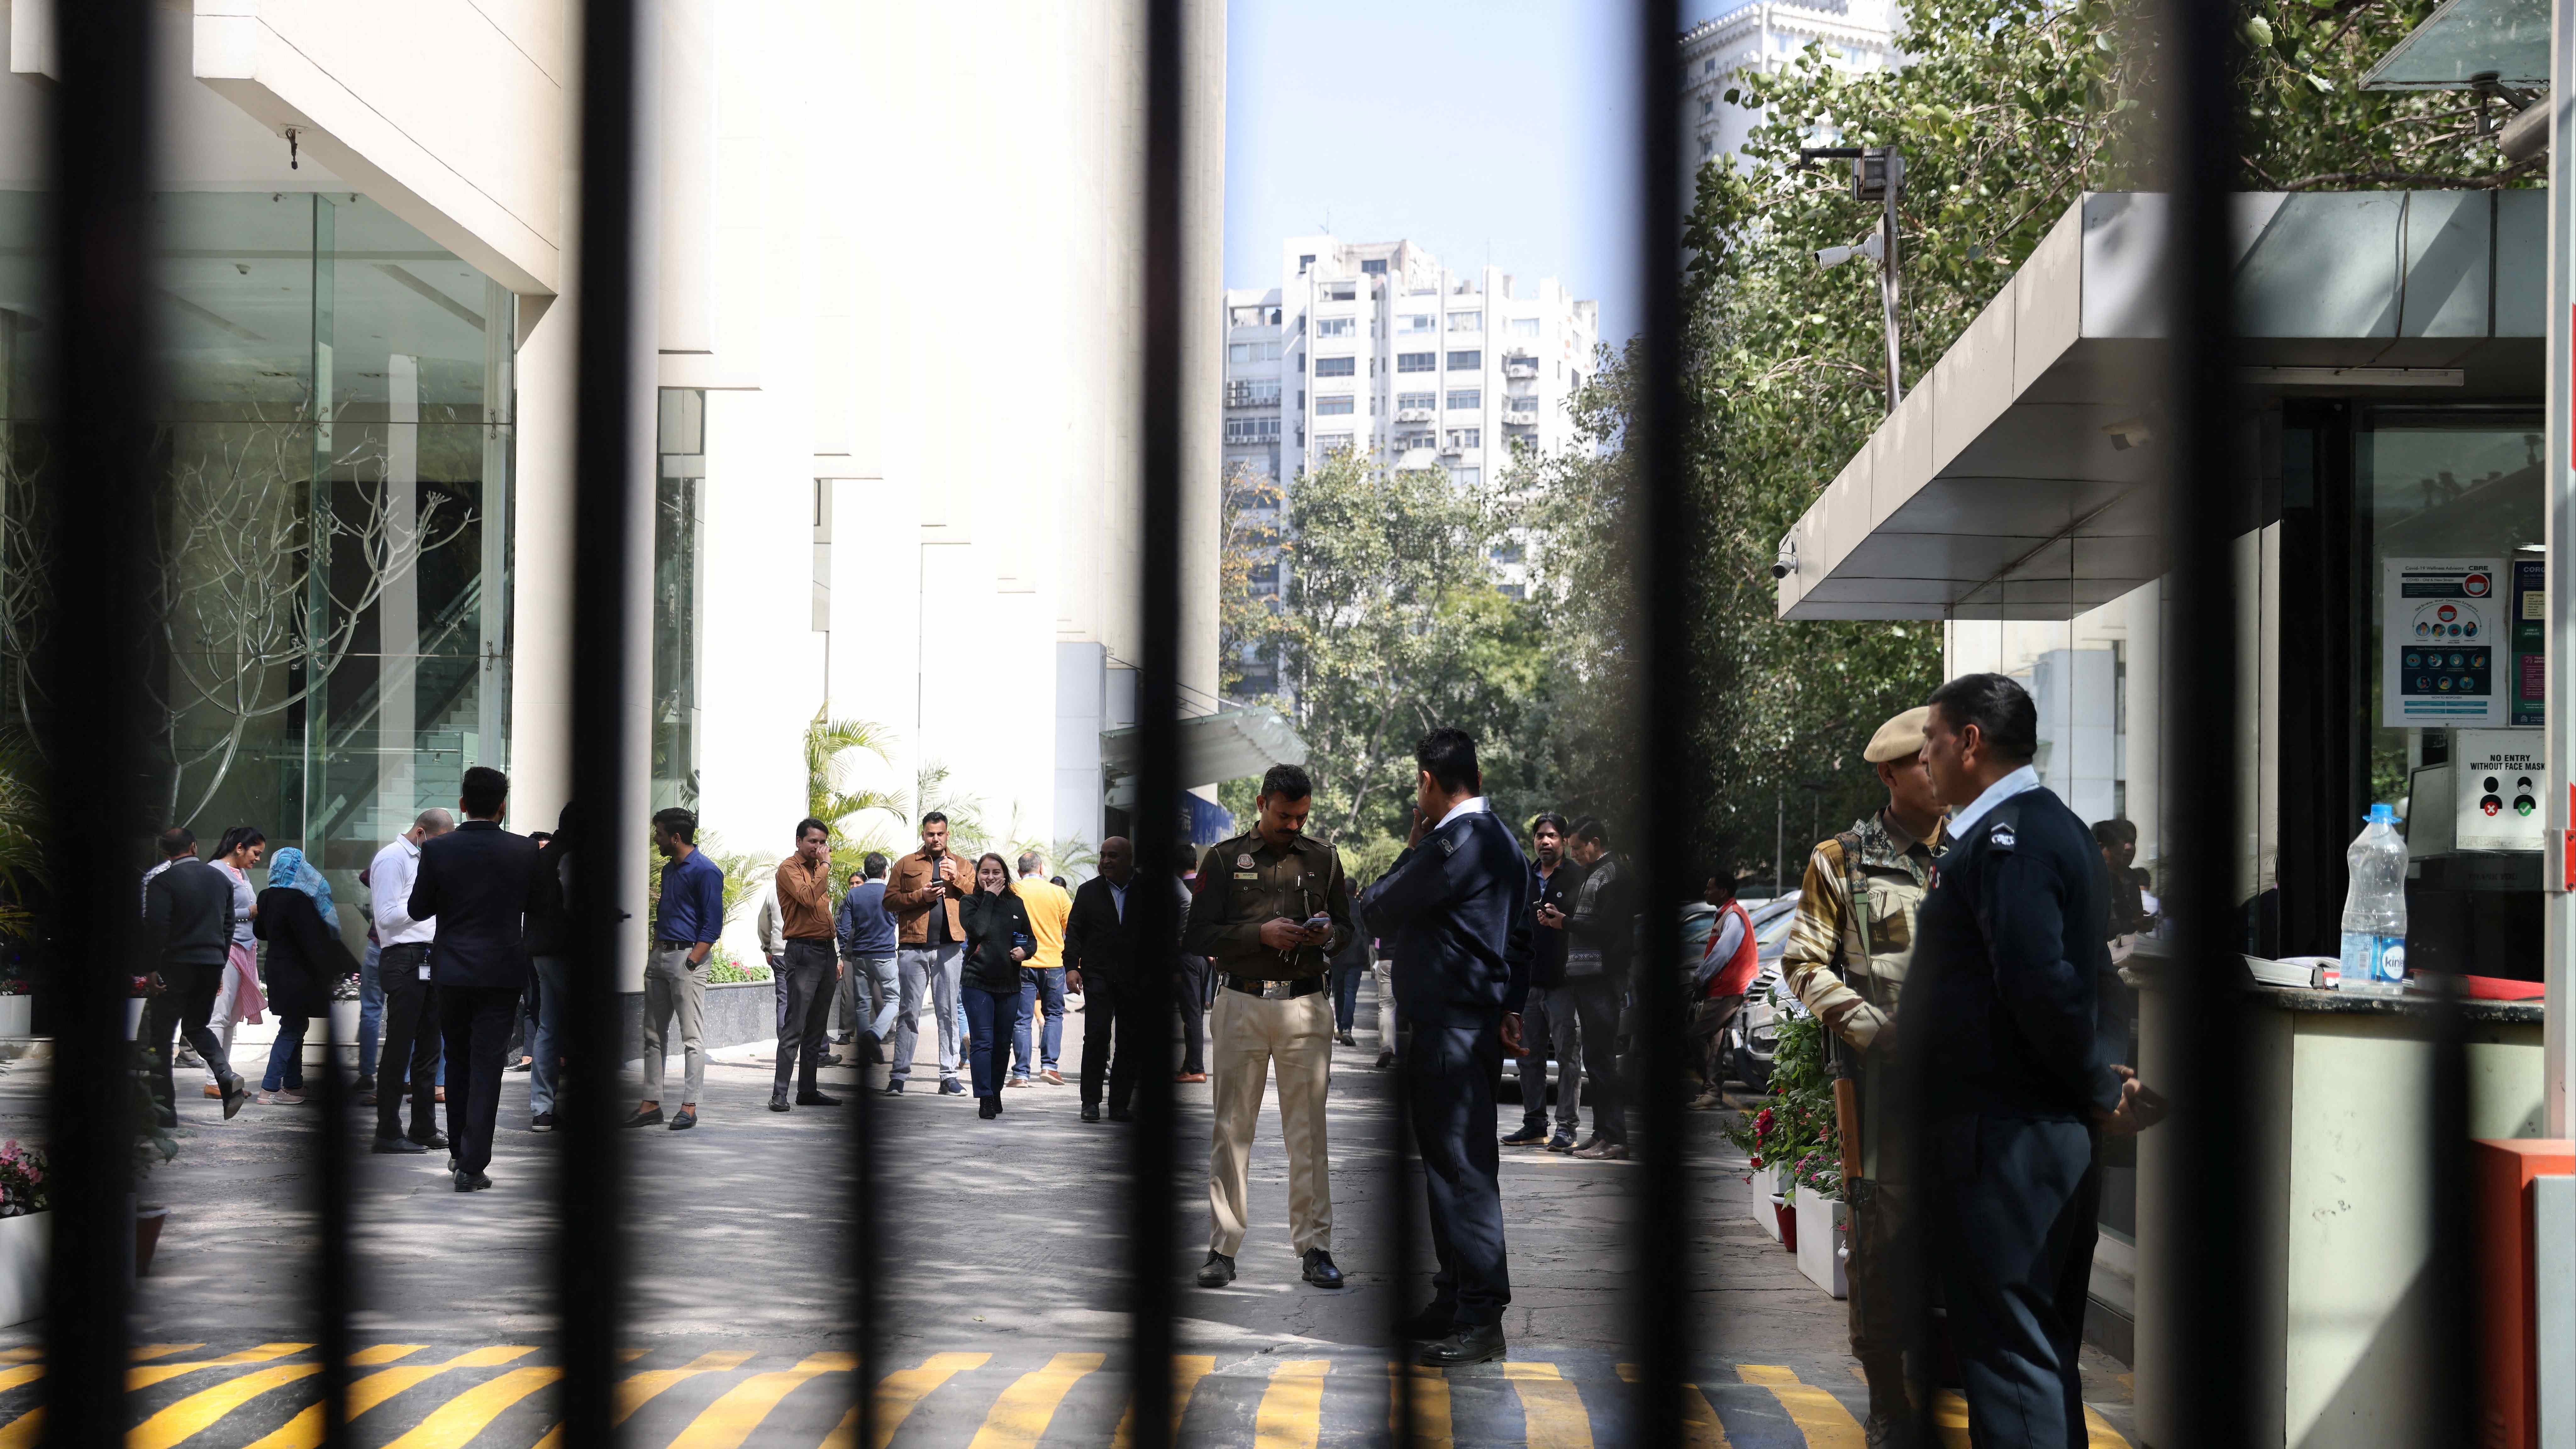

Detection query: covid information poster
xmin=2383 ymin=557 xmax=2505 ymax=728
xmin=2512 ymin=557 xmax=2545 ymax=727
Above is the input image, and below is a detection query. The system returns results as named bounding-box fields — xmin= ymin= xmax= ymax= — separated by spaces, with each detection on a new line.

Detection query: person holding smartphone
xmin=1181 ymin=763 xmax=1353 ymax=1294
xmin=882 ymin=813 xmax=972 ymax=1096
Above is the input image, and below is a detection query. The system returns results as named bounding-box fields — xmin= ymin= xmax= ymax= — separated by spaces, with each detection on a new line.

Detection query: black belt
xmin=653 ymin=940 xmax=696 ymax=950
xmin=1222 ymin=973 xmax=1323 ymax=1000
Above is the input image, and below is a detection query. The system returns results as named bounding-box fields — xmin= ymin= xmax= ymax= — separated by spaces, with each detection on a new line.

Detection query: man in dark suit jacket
xmin=1361 ymin=728 xmax=1532 ymax=1369
xmin=1063 ymin=836 xmax=1176 ymax=1123
xmin=410 ymin=766 xmax=557 ymax=1192
xmin=1911 ymin=673 xmax=2147 ymax=1448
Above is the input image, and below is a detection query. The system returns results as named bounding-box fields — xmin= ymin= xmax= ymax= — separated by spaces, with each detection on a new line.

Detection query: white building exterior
xmin=1682 ymin=1 xmax=1902 ymax=171
xmin=0 ymin=0 xmax=1229 ymax=984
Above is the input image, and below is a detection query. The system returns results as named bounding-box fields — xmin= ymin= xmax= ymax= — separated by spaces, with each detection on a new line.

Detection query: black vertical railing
xmin=38 ymin=2 xmax=155 ymax=1443
xmin=2155 ymin=0 xmax=2254 ymax=1443
xmin=1629 ymin=1 xmax=1693 ymax=1446
xmin=561 ymin=0 xmax=642 ymax=1442
xmin=1126 ymin=3 xmax=1188 ymax=1446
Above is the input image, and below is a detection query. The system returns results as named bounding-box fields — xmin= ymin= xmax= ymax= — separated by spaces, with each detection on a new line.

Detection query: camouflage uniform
xmin=1778 ymin=809 xmax=1938 ymax=1429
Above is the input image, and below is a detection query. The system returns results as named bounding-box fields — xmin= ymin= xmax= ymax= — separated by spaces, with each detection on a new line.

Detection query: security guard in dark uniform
xmin=1183 ymin=763 xmax=1353 ymax=1292
xmin=1909 ymin=673 xmax=2141 ymax=1449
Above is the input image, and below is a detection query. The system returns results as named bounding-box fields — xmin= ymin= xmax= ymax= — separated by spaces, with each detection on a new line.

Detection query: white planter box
xmin=328 ymin=1000 xmax=361 ymax=1047
xmin=1793 ymin=1189 xmax=1848 ymax=1299
xmin=124 ymin=999 xmax=145 ymax=1040
xmin=1752 ymin=1163 xmax=1786 ymax=1242
xmin=0 ymin=997 xmax=26 ymax=1038
xmin=0 ymin=1212 xmax=47 ymax=1326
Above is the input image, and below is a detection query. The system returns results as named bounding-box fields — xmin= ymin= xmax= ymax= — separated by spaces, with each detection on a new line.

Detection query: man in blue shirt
xmin=836 ymin=853 xmax=900 ymax=1063
xmin=1361 ymin=728 xmax=1533 ymax=1368
xmin=630 ymin=806 xmax=725 ymax=1130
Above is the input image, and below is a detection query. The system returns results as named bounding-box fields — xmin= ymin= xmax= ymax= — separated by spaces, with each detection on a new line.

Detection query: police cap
xmin=1864 ymin=705 xmax=1931 ymax=764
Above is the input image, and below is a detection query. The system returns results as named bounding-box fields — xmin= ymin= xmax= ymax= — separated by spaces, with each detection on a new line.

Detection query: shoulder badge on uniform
xmin=1438 ymin=833 xmax=1459 ymax=856
xmin=1987 ymin=819 xmax=2016 ymax=851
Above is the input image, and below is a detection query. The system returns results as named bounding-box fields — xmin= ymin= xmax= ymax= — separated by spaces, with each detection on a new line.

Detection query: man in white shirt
xmin=370 ymin=809 xmax=453 ymax=1153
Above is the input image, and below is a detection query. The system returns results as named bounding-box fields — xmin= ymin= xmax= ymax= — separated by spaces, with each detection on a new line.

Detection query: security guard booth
xmin=1773 ymin=188 xmax=2554 ymax=1446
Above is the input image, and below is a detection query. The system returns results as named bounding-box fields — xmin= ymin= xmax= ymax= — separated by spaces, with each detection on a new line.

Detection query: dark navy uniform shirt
xmin=1911 ymin=781 xmax=2126 ymax=1122
xmin=1361 ymin=806 xmax=1533 ymax=1028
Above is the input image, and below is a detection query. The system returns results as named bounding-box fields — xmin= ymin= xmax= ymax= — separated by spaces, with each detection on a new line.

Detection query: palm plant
xmin=805 ymin=714 xmax=903 ymax=836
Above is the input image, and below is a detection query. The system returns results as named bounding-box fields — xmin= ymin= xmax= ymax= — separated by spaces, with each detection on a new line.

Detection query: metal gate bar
xmin=2155 ymin=0 xmax=2256 ymax=1443
xmin=37 ymin=1 xmax=155 ymax=1443
xmin=1628 ymin=2 xmax=1695 ymax=1446
xmin=561 ymin=1 xmax=644 ymax=1443
xmin=1126 ymin=4 xmax=1190 ymax=1446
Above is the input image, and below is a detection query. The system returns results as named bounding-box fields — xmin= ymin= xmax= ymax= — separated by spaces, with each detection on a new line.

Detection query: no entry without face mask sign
xmin=2383 ymin=557 xmax=2505 ymax=728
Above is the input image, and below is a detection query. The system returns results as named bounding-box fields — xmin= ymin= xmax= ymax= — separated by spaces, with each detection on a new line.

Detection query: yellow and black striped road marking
xmin=0 ymin=1342 xmax=2133 ymax=1447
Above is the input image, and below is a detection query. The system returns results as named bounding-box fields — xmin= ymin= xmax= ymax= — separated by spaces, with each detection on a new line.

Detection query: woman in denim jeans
xmin=253 ymin=846 xmax=358 ymax=1103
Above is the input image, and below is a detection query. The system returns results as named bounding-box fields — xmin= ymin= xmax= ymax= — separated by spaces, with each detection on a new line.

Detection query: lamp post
xmin=1800 ymin=144 xmax=1907 ymax=414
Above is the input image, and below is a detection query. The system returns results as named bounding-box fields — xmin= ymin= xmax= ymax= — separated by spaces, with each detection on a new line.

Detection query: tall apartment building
xmin=1682 ymin=1 xmax=1901 ymax=170
xmin=1219 ymin=236 xmax=1597 ymax=692
xmin=1224 ymin=236 xmax=1598 ymax=493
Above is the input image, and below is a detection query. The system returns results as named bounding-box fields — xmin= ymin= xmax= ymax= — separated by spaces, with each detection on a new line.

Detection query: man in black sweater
xmin=1361 ymin=728 xmax=1532 ymax=1369
xmin=410 ymin=766 xmax=557 ymax=1191
xmin=142 ymin=827 xmax=247 ymax=1123
xmin=1910 ymin=673 xmax=2147 ymax=1448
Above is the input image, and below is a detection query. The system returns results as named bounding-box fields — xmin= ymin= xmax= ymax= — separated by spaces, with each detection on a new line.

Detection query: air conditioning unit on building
xmin=1396 ymin=407 xmax=1432 ymax=422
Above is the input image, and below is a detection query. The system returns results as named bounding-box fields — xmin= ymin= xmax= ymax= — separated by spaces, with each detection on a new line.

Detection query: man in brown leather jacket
xmin=880 ymin=812 xmax=970 ymax=1096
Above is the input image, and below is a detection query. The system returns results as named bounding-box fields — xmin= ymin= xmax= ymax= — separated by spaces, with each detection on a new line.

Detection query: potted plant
xmin=0 ymin=1141 xmax=45 ymax=1326
xmin=1724 ymin=1007 xmax=1843 ymax=1271
xmin=327 ymin=973 xmax=362 ymax=1060
xmin=125 ymin=972 xmax=162 ymax=1041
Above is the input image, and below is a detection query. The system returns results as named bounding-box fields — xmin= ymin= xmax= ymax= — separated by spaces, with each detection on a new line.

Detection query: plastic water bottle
xmin=2338 ymin=803 xmax=2409 ymax=995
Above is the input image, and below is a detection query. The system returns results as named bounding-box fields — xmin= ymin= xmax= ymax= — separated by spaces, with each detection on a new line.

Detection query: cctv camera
xmin=1771 ymin=536 xmax=1797 ymax=580
xmin=1813 ymin=233 xmax=1884 ymax=271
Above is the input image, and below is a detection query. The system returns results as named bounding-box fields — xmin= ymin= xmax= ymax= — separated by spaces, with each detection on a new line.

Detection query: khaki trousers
xmin=1206 ymin=985 xmax=1334 ymax=1257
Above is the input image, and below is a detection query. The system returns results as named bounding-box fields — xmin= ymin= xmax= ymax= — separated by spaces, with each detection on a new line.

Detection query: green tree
xmin=1521 ymin=0 xmax=2484 ymax=878
xmin=1251 ymin=453 xmax=1556 ymax=858
xmin=802 ymin=713 xmax=907 ymax=885
xmin=1218 ymin=463 xmax=1284 ymax=699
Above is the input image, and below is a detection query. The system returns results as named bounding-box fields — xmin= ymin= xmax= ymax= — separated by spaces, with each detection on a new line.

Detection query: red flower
xmin=1749 ymin=1155 xmax=1764 ymax=1170
xmin=1754 ymin=1107 xmax=1774 ymax=1136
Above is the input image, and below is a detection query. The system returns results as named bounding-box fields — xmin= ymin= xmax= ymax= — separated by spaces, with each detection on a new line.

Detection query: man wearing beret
xmin=1777 ymin=703 xmax=1945 ymax=1445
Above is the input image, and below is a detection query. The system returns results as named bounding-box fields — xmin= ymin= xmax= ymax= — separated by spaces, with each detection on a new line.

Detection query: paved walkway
xmin=0 ymin=992 xmax=2137 ymax=1445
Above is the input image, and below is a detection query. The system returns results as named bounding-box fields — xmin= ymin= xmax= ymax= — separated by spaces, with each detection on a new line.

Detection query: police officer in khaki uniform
xmin=1183 ymin=763 xmax=1354 ymax=1292
xmin=1777 ymin=705 xmax=1943 ymax=1446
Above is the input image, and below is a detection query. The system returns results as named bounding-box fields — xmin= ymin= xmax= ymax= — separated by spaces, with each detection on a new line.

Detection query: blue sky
xmin=1225 ymin=0 xmax=1737 ymax=346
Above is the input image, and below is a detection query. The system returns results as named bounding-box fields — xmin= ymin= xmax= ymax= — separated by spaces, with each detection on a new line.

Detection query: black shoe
xmin=1336 ymin=1030 xmax=1356 ymax=1046
xmin=1547 ymin=1130 xmax=1577 ymax=1153
xmin=155 ymin=1110 xmax=181 ymax=1131
xmin=452 ymin=1169 xmax=492 ymax=1192
xmin=669 ymin=1107 xmax=697 ymax=1130
xmin=1502 ymin=1121 xmax=1548 ymax=1146
xmin=938 ymin=1080 xmax=966 ymax=1096
xmin=1195 ymin=1252 xmax=1235 ymax=1288
xmin=508 ymin=1059 xmax=532 ymax=1073
xmin=453 ymin=1169 xmax=475 ymax=1192
xmin=219 ymin=1078 xmax=247 ymax=1120
xmin=1108 ymin=1106 xmax=1134 ymax=1122
xmin=1080 ymin=1104 xmax=1101 ymax=1123
xmin=796 ymin=1091 xmax=842 ymax=1107
xmin=370 ymin=1135 xmax=428 ymax=1155
xmin=978 ymin=1097 xmax=998 ymax=1120
xmin=529 ymin=1113 xmax=555 ymax=1133
xmin=769 ymin=1096 xmax=792 ymax=1113
xmin=881 ymin=1082 xmax=905 ymax=1097
xmin=1417 ymin=1323 xmax=1505 ymax=1368
xmin=863 ymin=1035 xmax=887 ymax=1064
xmin=411 ymin=1130 xmax=449 ymax=1151
xmin=1373 ymin=1050 xmax=1395 ymax=1070
xmin=1302 ymin=1249 xmax=1344 ymax=1290
xmin=1394 ymin=1302 xmax=1456 ymax=1341
xmin=834 ymin=1033 xmax=853 ymax=1045
xmin=623 ymin=1107 xmax=665 ymax=1128
xmin=820 ymin=1053 xmax=845 ymax=1068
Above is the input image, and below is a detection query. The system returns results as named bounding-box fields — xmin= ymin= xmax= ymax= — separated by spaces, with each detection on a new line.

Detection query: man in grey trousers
xmin=837 ymin=853 xmax=900 ymax=1063
xmin=767 ymin=818 xmax=844 ymax=1112
xmin=880 ymin=813 xmax=969 ymax=1096
xmin=629 ymin=806 xmax=721 ymax=1131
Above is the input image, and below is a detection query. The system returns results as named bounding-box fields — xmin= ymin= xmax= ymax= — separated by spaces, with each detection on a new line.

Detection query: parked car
xmin=1720 ymin=892 xmax=1803 ymax=1091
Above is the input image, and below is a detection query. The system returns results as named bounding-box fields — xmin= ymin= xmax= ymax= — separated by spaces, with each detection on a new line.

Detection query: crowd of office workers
xmin=134 ymin=674 xmax=2146 ymax=1440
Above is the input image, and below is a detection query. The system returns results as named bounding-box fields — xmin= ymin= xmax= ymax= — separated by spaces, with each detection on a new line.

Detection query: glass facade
xmin=0 ymin=192 xmax=514 ymax=930
xmin=653 ymin=389 xmax=707 ymax=812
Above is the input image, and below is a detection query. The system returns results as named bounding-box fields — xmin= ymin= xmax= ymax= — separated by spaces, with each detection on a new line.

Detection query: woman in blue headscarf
xmin=254 ymin=846 xmax=357 ymax=1104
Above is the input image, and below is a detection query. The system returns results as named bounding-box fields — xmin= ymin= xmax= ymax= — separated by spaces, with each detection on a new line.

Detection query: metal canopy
xmin=1100 ymin=703 xmax=1307 ymax=788
xmin=1775 ymin=190 xmax=2545 ymax=622
xmin=2360 ymin=0 xmax=2549 ymax=90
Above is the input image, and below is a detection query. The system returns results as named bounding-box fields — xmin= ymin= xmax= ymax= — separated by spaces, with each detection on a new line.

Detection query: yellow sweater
xmin=1011 ymin=877 xmax=1074 ymax=973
